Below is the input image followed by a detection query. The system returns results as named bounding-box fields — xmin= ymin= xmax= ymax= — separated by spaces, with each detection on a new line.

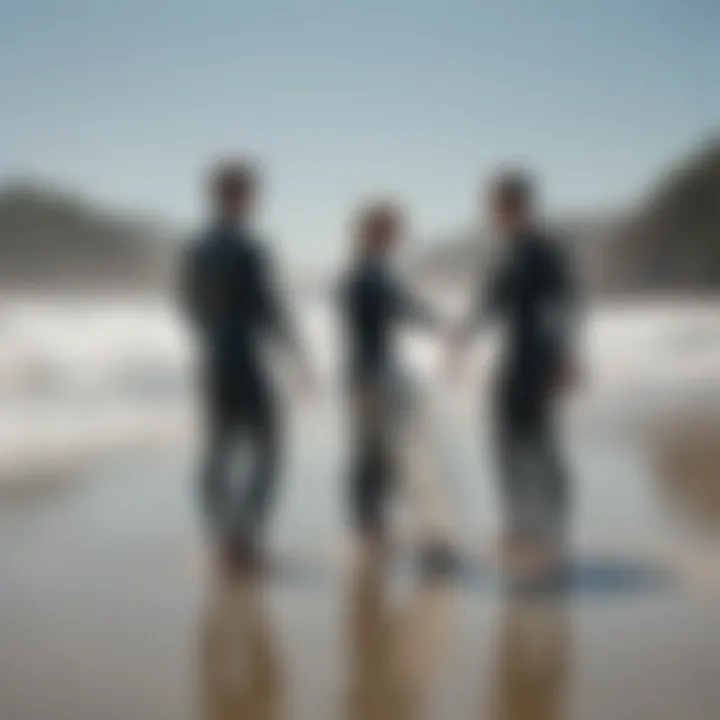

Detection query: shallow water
xmin=1 ymin=294 xmax=719 ymax=718
xmin=3 ymin=295 xmax=720 ymax=477
xmin=0 ymin=406 xmax=718 ymax=720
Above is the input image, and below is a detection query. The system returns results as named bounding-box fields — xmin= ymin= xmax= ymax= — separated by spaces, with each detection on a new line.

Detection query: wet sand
xmin=0 ymin=409 xmax=719 ymax=720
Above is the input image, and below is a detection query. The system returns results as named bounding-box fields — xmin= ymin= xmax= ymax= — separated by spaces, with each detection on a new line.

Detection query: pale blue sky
xmin=2 ymin=0 xmax=718 ymax=264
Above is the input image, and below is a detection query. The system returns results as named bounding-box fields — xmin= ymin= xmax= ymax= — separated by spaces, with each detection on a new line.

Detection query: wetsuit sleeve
xmin=255 ymin=245 xmax=303 ymax=354
xmin=392 ymin=279 xmax=440 ymax=331
xmin=458 ymin=250 xmax=509 ymax=340
xmin=543 ymin=244 xmax=580 ymax=369
xmin=179 ymin=240 xmax=207 ymax=333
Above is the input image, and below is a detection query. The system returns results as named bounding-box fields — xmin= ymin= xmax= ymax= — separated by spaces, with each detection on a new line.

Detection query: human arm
xmin=392 ymin=277 xmax=444 ymax=334
xmin=255 ymin=245 xmax=316 ymax=388
xmin=543 ymin=243 xmax=582 ymax=392
xmin=445 ymin=249 xmax=508 ymax=378
xmin=178 ymin=240 xmax=207 ymax=334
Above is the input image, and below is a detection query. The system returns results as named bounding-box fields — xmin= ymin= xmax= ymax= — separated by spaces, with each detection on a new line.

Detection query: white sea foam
xmin=1 ymin=294 xmax=719 ymax=476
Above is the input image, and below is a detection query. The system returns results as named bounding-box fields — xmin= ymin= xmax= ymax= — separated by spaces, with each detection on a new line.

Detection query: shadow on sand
xmin=257 ymin=550 xmax=675 ymax=599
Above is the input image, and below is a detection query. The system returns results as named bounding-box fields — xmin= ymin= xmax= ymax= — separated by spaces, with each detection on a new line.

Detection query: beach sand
xmin=0 ymin=398 xmax=718 ymax=720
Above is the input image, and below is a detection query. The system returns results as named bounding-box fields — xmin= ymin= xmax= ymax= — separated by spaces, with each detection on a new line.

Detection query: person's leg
xmin=494 ymin=375 xmax=559 ymax=579
xmin=493 ymin=392 xmax=528 ymax=555
xmin=355 ymin=449 xmax=390 ymax=541
xmin=506 ymin=394 xmax=571 ymax=584
xmin=242 ymin=392 xmax=281 ymax=553
xmin=200 ymin=372 xmax=237 ymax=537
xmin=349 ymin=385 xmax=391 ymax=544
xmin=215 ymin=375 xmax=282 ymax=563
xmin=201 ymin=423 xmax=233 ymax=532
xmin=350 ymin=448 xmax=386 ymax=535
xmin=391 ymin=370 xmax=455 ymax=573
xmin=535 ymin=406 xmax=570 ymax=552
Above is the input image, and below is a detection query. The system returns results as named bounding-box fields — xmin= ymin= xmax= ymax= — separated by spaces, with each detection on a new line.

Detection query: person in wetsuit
xmin=340 ymin=201 xmax=451 ymax=567
xmin=453 ymin=171 xmax=580 ymax=577
xmin=181 ymin=160 xmax=308 ymax=570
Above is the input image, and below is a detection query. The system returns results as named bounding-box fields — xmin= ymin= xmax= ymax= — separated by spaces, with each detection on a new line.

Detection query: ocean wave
xmin=1 ymin=296 xmax=719 ymax=476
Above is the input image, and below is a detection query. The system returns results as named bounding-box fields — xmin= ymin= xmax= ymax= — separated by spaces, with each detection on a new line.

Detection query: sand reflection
xmin=650 ymin=419 xmax=720 ymax=533
xmin=200 ymin=574 xmax=282 ymax=720
xmin=486 ymin=599 xmax=572 ymax=720
xmin=345 ymin=558 xmax=453 ymax=720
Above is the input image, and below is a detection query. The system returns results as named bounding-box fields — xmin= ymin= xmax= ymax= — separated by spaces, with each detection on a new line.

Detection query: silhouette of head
xmin=488 ymin=169 xmax=536 ymax=236
xmin=209 ymin=158 xmax=261 ymax=222
xmin=354 ymin=200 xmax=405 ymax=259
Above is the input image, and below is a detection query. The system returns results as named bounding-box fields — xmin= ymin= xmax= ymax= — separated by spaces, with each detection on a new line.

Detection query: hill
xmin=605 ymin=138 xmax=720 ymax=294
xmin=0 ymin=181 xmax=175 ymax=293
xmin=411 ymin=138 xmax=720 ymax=296
xmin=410 ymin=215 xmax=624 ymax=295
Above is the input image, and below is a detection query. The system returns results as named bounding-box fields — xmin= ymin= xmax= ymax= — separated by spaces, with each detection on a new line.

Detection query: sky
xmin=2 ymin=0 xmax=719 ymax=266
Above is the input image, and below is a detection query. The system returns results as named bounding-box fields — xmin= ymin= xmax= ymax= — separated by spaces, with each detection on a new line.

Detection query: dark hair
xmin=492 ymin=169 xmax=535 ymax=210
xmin=353 ymin=199 xmax=404 ymax=254
xmin=209 ymin=158 xmax=261 ymax=199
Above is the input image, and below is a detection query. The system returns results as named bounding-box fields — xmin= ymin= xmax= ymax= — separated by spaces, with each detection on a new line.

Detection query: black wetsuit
xmin=472 ymin=229 xmax=578 ymax=541
xmin=340 ymin=259 xmax=435 ymax=534
xmin=181 ymin=222 xmax=295 ymax=547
